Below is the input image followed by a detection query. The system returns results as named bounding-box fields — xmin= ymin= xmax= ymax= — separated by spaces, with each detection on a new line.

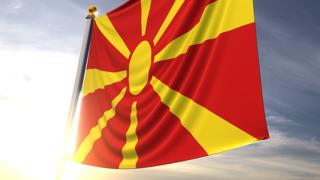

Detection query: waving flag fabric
xmin=73 ymin=0 xmax=269 ymax=169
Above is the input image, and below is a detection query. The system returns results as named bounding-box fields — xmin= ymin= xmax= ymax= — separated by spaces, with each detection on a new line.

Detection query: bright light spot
xmin=0 ymin=49 xmax=77 ymax=179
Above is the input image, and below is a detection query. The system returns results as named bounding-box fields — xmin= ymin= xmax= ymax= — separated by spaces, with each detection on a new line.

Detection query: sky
xmin=0 ymin=0 xmax=319 ymax=179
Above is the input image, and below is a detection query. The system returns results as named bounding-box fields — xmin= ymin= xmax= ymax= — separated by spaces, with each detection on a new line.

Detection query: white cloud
xmin=267 ymin=115 xmax=294 ymax=124
xmin=61 ymin=115 xmax=320 ymax=180
xmin=0 ymin=1 xmax=319 ymax=179
xmin=4 ymin=1 xmax=23 ymax=13
xmin=2 ymin=58 xmax=317 ymax=180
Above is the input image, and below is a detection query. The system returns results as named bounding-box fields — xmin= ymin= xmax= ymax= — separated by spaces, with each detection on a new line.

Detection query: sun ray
xmin=153 ymin=0 xmax=185 ymax=45
xmin=119 ymin=101 xmax=139 ymax=168
xmin=154 ymin=0 xmax=254 ymax=62
xmin=82 ymin=69 xmax=127 ymax=97
xmin=150 ymin=76 xmax=257 ymax=154
xmin=95 ymin=15 xmax=131 ymax=59
xmin=73 ymin=88 xmax=127 ymax=163
xmin=141 ymin=0 xmax=151 ymax=36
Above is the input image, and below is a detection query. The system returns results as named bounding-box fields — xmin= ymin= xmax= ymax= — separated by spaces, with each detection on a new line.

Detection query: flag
xmin=73 ymin=0 xmax=269 ymax=169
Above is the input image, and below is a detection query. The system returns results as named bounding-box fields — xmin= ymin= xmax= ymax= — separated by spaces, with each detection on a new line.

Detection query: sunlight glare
xmin=0 ymin=49 xmax=77 ymax=179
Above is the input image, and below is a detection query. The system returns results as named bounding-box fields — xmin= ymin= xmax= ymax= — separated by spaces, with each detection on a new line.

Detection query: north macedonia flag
xmin=73 ymin=0 xmax=269 ymax=169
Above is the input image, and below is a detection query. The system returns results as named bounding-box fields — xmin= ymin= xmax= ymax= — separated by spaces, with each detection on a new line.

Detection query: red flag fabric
xmin=73 ymin=0 xmax=269 ymax=169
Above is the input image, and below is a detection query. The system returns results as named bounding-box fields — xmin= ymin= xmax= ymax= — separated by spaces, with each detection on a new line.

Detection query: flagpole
xmin=56 ymin=6 xmax=97 ymax=180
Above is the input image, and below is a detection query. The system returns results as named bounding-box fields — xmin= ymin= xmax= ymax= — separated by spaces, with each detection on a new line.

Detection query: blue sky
xmin=0 ymin=0 xmax=319 ymax=179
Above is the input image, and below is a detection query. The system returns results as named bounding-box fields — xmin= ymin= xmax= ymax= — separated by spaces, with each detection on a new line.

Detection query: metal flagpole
xmin=56 ymin=6 xmax=97 ymax=180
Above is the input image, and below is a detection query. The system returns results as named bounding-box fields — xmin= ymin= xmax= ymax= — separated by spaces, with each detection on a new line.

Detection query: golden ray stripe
xmin=150 ymin=76 xmax=257 ymax=154
xmin=73 ymin=88 xmax=126 ymax=163
xmin=154 ymin=0 xmax=254 ymax=62
xmin=153 ymin=0 xmax=185 ymax=45
xmin=141 ymin=0 xmax=151 ymax=36
xmin=95 ymin=15 xmax=131 ymax=59
xmin=119 ymin=101 xmax=139 ymax=168
xmin=82 ymin=69 xmax=127 ymax=97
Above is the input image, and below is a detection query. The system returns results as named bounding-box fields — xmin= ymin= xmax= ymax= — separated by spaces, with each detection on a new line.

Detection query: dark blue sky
xmin=255 ymin=0 xmax=320 ymax=138
xmin=0 ymin=0 xmax=319 ymax=179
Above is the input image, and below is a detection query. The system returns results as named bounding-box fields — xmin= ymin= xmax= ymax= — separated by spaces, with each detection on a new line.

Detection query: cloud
xmin=0 ymin=0 xmax=88 ymax=54
xmin=62 ymin=114 xmax=320 ymax=180
xmin=267 ymin=115 xmax=294 ymax=125
xmin=254 ymin=1 xmax=320 ymax=138
xmin=0 ymin=0 xmax=319 ymax=179
xmin=4 ymin=0 xmax=23 ymax=13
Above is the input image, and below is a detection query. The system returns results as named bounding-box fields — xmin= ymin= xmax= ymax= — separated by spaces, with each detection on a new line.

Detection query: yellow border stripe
xmin=73 ymin=88 xmax=127 ymax=163
xmin=141 ymin=0 xmax=151 ymax=36
xmin=153 ymin=0 xmax=185 ymax=45
xmin=82 ymin=69 xmax=127 ymax=97
xmin=154 ymin=0 xmax=254 ymax=62
xmin=150 ymin=76 xmax=257 ymax=154
xmin=95 ymin=15 xmax=131 ymax=59
xmin=119 ymin=101 xmax=139 ymax=168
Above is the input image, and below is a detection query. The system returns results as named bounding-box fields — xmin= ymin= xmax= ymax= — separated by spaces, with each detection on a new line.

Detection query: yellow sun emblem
xmin=74 ymin=0 xmax=258 ymax=169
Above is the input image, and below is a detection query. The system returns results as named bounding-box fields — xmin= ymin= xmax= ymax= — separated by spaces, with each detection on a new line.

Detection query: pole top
xmin=87 ymin=6 xmax=98 ymax=18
